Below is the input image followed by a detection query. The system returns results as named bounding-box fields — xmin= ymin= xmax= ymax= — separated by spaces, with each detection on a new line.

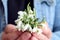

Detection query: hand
xmin=16 ymin=22 xmax=52 ymax=40
xmin=2 ymin=24 xmax=21 ymax=40
xmin=2 ymin=24 xmax=31 ymax=40
xmin=19 ymin=22 xmax=52 ymax=40
xmin=31 ymin=33 xmax=49 ymax=40
xmin=42 ymin=22 xmax=52 ymax=39
xmin=2 ymin=22 xmax=52 ymax=40
xmin=31 ymin=22 xmax=52 ymax=40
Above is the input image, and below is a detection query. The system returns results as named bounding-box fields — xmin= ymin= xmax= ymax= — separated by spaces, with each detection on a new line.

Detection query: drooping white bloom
xmin=32 ymin=27 xmax=37 ymax=32
xmin=15 ymin=3 xmax=44 ymax=34
xmin=15 ymin=21 xmax=22 ymax=31
xmin=15 ymin=19 xmax=20 ymax=23
xmin=23 ymin=11 xmax=27 ymax=15
xmin=18 ymin=11 xmax=27 ymax=16
xmin=32 ymin=27 xmax=42 ymax=34
xmin=17 ymin=21 xmax=22 ymax=27
xmin=28 ymin=14 xmax=34 ymax=19
xmin=18 ymin=11 xmax=24 ymax=16
xmin=28 ymin=26 xmax=32 ymax=33
xmin=18 ymin=11 xmax=27 ymax=19
xmin=21 ymin=24 xmax=31 ymax=32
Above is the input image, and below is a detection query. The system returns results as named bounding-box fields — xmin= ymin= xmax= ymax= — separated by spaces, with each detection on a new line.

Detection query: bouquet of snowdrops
xmin=15 ymin=3 xmax=46 ymax=34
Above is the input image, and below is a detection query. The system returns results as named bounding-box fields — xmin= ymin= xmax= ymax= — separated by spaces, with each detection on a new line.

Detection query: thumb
xmin=4 ymin=24 xmax=17 ymax=33
xmin=42 ymin=22 xmax=52 ymax=38
xmin=17 ymin=32 xmax=31 ymax=40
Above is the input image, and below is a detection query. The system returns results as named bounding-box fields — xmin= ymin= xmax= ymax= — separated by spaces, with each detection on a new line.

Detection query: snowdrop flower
xmin=28 ymin=14 xmax=34 ymax=19
xmin=17 ymin=21 xmax=22 ymax=27
xmin=18 ymin=16 xmax=23 ymax=19
xmin=32 ymin=27 xmax=38 ymax=32
xmin=32 ymin=27 xmax=42 ymax=34
xmin=18 ymin=11 xmax=27 ymax=19
xmin=15 ymin=3 xmax=45 ymax=34
xmin=16 ymin=21 xmax=22 ymax=31
xmin=23 ymin=11 xmax=27 ymax=14
xmin=21 ymin=24 xmax=31 ymax=32
xmin=28 ymin=26 xmax=32 ymax=33
xmin=15 ymin=19 xmax=18 ymax=24
xmin=18 ymin=11 xmax=27 ymax=15
xmin=18 ymin=11 xmax=24 ymax=16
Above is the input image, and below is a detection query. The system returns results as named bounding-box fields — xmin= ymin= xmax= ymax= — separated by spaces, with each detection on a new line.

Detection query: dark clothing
xmin=8 ymin=0 xmax=33 ymax=24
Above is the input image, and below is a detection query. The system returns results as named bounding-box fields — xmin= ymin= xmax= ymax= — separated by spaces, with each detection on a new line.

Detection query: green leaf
xmin=41 ymin=16 xmax=46 ymax=23
xmin=33 ymin=8 xmax=36 ymax=17
xmin=27 ymin=3 xmax=31 ymax=14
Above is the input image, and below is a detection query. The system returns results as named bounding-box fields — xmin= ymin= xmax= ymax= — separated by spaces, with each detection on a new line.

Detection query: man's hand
xmin=2 ymin=22 xmax=52 ymax=40
xmin=2 ymin=24 xmax=31 ymax=40
xmin=17 ymin=22 xmax=52 ymax=40
xmin=31 ymin=22 xmax=52 ymax=40
xmin=42 ymin=22 xmax=52 ymax=39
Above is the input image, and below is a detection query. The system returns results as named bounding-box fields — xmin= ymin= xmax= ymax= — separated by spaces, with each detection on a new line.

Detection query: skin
xmin=2 ymin=23 xmax=52 ymax=40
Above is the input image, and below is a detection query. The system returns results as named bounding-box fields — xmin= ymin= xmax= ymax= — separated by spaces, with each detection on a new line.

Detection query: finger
xmin=2 ymin=32 xmax=20 ymax=40
xmin=30 ymin=36 xmax=38 ymax=40
xmin=40 ymin=22 xmax=52 ymax=38
xmin=42 ymin=27 xmax=52 ymax=39
xmin=32 ymin=33 xmax=49 ymax=40
xmin=2 ymin=30 xmax=23 ymax=40
xmin=2 ymin=32 xmax=8 ymax=40
xmin=4 ymin=24 xmax=17 ymax=33
xmin=17 ymin=32 xmax=31 ymax=40
xmin=42 ymin=22 xmax=49 ymax=33
xmin=7 ymin=33 xmax=19 ymax=40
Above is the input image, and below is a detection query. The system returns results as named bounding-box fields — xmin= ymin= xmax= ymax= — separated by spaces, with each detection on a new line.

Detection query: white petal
xmin=16 ymin=26 xmax=21 ymax=31
xmin=23 ymin=11 xmax=27 ymax=14
xmin=22 ymin=24 xmax=30 ymax=32
xmin=18 ymin=11 xmax=24 ymax=16
xmin=28 ymin=26 xmax=32 ymax=33
xmin=28 ymin=14 xmax=34 ymax=19
xmin=15 ymin=19 xmax=20 ymax=24
xmin=18 ymin=16 xmax=23 ymax=19
xmin=32 ymin=27 xmax=37 ymax=32
xmin=17 ymin=21 xmax=22 ymax=27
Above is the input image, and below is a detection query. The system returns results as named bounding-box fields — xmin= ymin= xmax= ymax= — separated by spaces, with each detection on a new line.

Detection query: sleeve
xmin=51 ymin=0 xmax=60 ymax=40
xmin=34 ymin=0 xmax=60 ymax=40
xmin=0 ymin=32 xmax=3 ymax=40
xmin=51 ymin=32 xmax=60 ymax=40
